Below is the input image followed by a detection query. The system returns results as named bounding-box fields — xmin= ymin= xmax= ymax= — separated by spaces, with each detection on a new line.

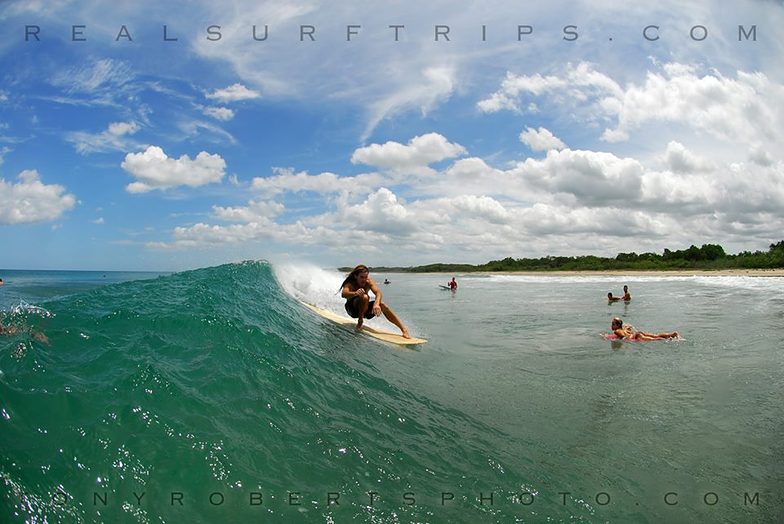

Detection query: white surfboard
xmin=300 ymin=302 xmax=427 ymax=346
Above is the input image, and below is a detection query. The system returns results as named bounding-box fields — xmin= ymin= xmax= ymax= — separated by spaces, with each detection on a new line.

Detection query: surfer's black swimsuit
xmin=345 ymin=295 xmax=376 ymax=319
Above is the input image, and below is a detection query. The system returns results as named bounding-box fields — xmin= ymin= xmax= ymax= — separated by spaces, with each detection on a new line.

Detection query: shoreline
xmin=379 ymin=268 xmax=784 ymax=277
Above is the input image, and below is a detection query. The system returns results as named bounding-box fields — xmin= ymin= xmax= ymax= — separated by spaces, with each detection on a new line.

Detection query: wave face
xmin=0 ymin=262 xmax=527 ymax=522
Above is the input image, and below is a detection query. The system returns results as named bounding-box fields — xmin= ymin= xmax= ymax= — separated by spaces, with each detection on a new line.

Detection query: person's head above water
xmin=611 ymin=317 xmax=623 ymax=329
xmin=607 ymin=292 xmax=614 ymax=298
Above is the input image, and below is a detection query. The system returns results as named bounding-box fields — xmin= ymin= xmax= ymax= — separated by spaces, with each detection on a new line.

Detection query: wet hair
xmin=607 ymin=292 xmax=613 ymax=298
xmin=340 ymin=264 xmax=369 ymax=290
xmin=612 ymin=317 xmax=623 ymax=327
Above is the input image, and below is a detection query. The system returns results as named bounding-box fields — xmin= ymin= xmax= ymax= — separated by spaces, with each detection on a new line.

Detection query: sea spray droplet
xmin=12 ymin=343 xmax=27 ymax=359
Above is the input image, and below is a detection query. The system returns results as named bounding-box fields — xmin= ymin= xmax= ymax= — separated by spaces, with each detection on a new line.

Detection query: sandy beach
xmin=404 ymin=268 xmax=784 ymax=277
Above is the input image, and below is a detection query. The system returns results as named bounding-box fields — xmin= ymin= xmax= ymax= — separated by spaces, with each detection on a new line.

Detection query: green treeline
xmin=349 ymin=241 xmax=784 ymax=273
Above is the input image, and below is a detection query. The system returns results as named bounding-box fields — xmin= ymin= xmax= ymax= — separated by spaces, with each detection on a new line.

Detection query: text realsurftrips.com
xmin=21 ymin=24 xmax=760 ymax=43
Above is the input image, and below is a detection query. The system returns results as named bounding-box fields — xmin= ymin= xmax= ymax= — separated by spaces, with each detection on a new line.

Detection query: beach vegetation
xmin=350 ymin=241 xmax=784 ymax=273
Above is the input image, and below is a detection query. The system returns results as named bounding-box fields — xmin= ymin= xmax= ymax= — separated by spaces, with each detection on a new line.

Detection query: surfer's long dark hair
xmin=339 ymin=264 xmax=369 ymax=290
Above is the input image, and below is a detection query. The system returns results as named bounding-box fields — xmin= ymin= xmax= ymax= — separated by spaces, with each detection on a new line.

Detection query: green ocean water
xmin=1 ymin=261 xmax=783 ymax=523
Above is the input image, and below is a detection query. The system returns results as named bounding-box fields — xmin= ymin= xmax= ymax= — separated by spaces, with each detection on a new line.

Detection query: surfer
xmin=607 ymin=292 xmax=621 ymax=303
xmin=448 ymin=277 xmax=458 ymax=291
xmin=340 ymin=265 xmax=411 ymax=339
xmin=0 ymin=318 xmax=49 ymax=344
xmin=0 ymin=279 xmax=49 ymax=343
xmin=611 ymin=317 xmax=678 ymax=341
xmin=383 ymin=278 xmax=391 ymax=285
xmin=622 ymin=285 xmax=631 ymax=301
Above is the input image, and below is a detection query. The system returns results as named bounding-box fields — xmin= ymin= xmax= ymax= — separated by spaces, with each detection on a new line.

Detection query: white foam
xmin=690 ymin=275 xmax=784 ymax=293
xmin=459 ymin=273 xmax=784 ymax=291
xmin=9 ymin=300 xmax=54 ymax=318
xmin=272 ymin=261 xmax=344 ymax=308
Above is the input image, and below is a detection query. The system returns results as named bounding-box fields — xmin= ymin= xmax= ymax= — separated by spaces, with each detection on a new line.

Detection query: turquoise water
xmin=0 ymin=270 xmax=167 ymax=310
xmin=1 ymin=262 xmax=782 ymax=523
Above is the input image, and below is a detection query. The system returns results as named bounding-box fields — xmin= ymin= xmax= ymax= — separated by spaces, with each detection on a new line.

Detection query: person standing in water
xmin=340 ymin=265 xmax=411 ymax=338
xmin=622 ymin=285 xmax=631 ymax=301
xmin=448 ymin=277 xmax=458 ymax=291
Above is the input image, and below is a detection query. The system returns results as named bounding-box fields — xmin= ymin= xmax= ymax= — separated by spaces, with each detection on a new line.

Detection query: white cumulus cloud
xmin=451 ymin=195 xmax=511 ymax=224
xmin=0 ymin=170 xmax=76 ymax=225
xmin=212 ymin=200 xmax=285 ymax=222
xmin=519 ymin=127 xmax=567 ymax=152
xmin=340 ymin=187 xmax=419 ymax=235
xmin=351 ymin=133 xmax=466 ymax=170
xmin=121 ymin=146 xmax=226 ymax=193
xmin=206 ymin=83 xmax=261 ymax=103
xmin=514 ymin=148 xmax=644 ymax=206
xmin=478 ymin=62 xmax=784 ymax=156
xmin=251 ymin=168 xmax=383 ymax=196
xmin=663 ymin=141 xmax=714 ymax=173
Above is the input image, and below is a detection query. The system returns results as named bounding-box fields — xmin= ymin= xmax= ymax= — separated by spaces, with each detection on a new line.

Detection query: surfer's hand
xmin=355 ymin=289 xmax=366 ymax=297
xmin=372 ymin=304 xmax=381 ymax=316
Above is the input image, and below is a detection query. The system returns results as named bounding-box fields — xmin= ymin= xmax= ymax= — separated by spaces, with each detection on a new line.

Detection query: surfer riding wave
xmin=340 ymin=265 xmax=411 ymax=339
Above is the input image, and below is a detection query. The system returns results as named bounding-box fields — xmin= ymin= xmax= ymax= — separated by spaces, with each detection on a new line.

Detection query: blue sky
xmin=1 ymin=0 xmax=783 ymax=271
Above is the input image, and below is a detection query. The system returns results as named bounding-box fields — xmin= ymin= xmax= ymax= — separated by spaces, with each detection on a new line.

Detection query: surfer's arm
xmin=368 ymin=278 xmax=382 ymax=306
xmin=341 ymin=285 xmax=362 ymax=299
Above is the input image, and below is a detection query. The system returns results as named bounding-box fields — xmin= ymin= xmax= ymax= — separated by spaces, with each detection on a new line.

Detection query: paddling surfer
xmin=611 ymin=317 xmax=678 ymax=341
xmin=340 ymin=265 xmax=411 ymax=338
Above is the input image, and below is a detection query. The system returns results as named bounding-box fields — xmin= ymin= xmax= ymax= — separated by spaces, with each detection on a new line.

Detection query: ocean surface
xmin=1 ymin=262 xmax=782 ymax=523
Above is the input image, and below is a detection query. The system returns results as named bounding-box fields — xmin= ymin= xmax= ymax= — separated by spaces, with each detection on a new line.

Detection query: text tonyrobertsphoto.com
xmin=47 ymin=487 xmax=767 ymax=512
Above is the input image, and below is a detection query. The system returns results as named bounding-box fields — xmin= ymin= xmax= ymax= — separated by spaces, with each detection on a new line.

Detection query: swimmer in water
xmin=611 ymin=317 xmax=678 ymax=341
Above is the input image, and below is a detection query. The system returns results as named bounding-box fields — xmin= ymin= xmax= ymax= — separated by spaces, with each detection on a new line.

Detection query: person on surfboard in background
xmin=622 ymin=285 xmax=631 ymax=301
xmin=340 ymin=265 xmax=411 ymax=339
xmin=611 ymin=317 xmax=678 ymax=341
xmin=448 ymin=277 xmax=458 ymax=291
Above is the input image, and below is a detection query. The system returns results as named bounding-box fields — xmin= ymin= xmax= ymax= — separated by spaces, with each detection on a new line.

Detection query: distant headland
xmin=340 ymin=241 xmax=784 ymax=273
